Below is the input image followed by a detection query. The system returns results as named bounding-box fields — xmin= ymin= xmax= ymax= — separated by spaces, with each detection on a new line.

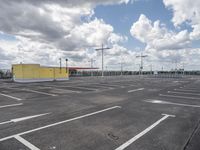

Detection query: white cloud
xmin=130 ymin=13 xmax=200 ymax=70
xmin=130 ymin=14 xmax=191 ymax=51
xmin=163 ymin=0 xmax=200 ymax=40
xmin=0 ymin=0 xmax=131 ymax=69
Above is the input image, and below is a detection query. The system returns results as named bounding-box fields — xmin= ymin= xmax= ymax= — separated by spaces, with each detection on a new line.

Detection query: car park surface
xmin=0 ymin=76 xmax=200 ymax=150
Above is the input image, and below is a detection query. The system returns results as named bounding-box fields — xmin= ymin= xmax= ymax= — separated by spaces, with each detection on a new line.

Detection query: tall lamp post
xmin=59 ymin=58 xmax=62 ymax=73
xmin=65 ymin=59 xmax=68 ymax=77
xmin=88 ymin=58 xmax=95 ymax=76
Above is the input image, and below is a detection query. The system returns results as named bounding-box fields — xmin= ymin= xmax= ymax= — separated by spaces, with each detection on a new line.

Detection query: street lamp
xmin=88 ymin=58 xmax=96 ymax=76
xmin=59 ymin=58 xmax=62 ymax=73
xmin=65 ymin=59 xmax=68 ymax=74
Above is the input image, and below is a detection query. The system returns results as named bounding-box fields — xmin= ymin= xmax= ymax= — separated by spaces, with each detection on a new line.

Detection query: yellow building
xmin=12 ymin=64 xmax=69 ymax=82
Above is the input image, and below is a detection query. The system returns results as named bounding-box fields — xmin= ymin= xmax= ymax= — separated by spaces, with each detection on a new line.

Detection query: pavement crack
xmin=107 ymin=132 xmax=119 ymax=141
xmin=183 ymin=119 xmax=200 ymax=150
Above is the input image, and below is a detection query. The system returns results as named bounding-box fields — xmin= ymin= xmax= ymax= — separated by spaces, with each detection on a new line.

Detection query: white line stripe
xmin=159 ymin=94 xmax=200 ymax=100
xmin=0 ymin=93 xmax=22 ymax=101
xmin=128 ymin=88 xmax=144 ymax=93
xmin=11 ymin=113 xmax=50 ymax=122
xmin=179 ymin=87 xmax=198 ymax=90
xmin=168 ymin=91 xmax=200 ymax=96
xmin=98 ymin=83 xmax=124 ymax=87
xmin=22 ymin=89 xmax=57 ymax=96
xmin=87 ymin=84 xmax=114 ymax=89
xmin=51 ymin=88 xmax=81 ymax=93
xmin=46 ymin=85 xmax=98 ymax=91
xmin=144 ymin=99 xmax=200 ymax=108
xmin=0 ymin=120 xmax=12 ymax=125
xmin=14 ymin=135 xmax=40 ymax=150
xmin=0 ymin=106 xmax=121 ymax=142
xmin=0 ymin=103 xmax=23 ymax=109
xmin=115 ymin=114 xmax=175 ymax=150
xmin=174 ymin=89 xmax=198 ymax=92
xmin=0 ymin=113 xmax=50 ymax=125
xmin=72 ymin=86 xmax=98 ymax=91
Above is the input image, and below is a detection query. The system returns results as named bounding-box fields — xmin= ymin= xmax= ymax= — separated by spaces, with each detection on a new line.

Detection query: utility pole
xmin=88 ymin=58 xmax=95 ymax=76
xmin=136 ymin=53 xmax=148 ymax=75
xmin=121 ymin=62 xmax=123 ymax=76
xmin=95 ymin=44 xmax=111 ymax=77
xmin=150 ymin=64 xmax=153 ymax=75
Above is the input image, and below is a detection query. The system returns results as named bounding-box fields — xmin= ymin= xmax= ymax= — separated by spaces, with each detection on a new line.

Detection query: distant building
xmin=12 ymin=64 xmax=69 ymax=83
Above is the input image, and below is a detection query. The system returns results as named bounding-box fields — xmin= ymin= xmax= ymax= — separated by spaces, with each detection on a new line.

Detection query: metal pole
xmin=95 ymin=44 xmax=110 ymax=78
xmin=121 ymin=62 xmax=123 ymax=76
xmin=102 ymin=44 xmax=104 ymax=77
xmin=141 ymin=54 xmax=143 ymax=75
xmin=65 ymin=59 xmax=68 ymax=73
xmin=59 ymin=58 xmax=62 ymax=73
xmin=136 ymin=53 xmax=148 ymax=76
xmin=91 ymin=59 xmax=95 ymax=77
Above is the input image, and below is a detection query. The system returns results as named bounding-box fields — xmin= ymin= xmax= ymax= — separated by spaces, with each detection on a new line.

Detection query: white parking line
xmin=180 ymin=87 xmax=198 ymax=90
xmin=89 ymin=84 xmax=114 ymax=89
xmin=47 ymin=85 xmax=98 ymax=91
xmin=168 ymin=91 xmax=200 ymax=96
xmin=0 ymin=103 xmax=23 ymax=109
xmin=115 ymin=114 xmax=175 ymax=150
xmin=98 ymin=83 xmax=125 ymax=88
xmin=144 ymin=99 xmax=200 ymax=108
xmin=0 ymin=93 xmax=22 ymax=101
xmin=0 ymin=106 xmax=121 ymax=142
xmin=159 ymin=94 xmax=200 ymax=100
xmin=0 ymin=113 xmax=50 ymax=125
xmin=128 ymin=88 xmax=144 ymax=93
xmin=22 ymin=89 xmax=57 ymax=96
xmin=174 ymin=89 xmax=198 ymax=92
xmin=8 ymin=87 xmax=57 ymax=97
xmin=51 ymin=88 xmax=81 ymax=93
xmin=14 ymin=135 xmax=40 ymax=150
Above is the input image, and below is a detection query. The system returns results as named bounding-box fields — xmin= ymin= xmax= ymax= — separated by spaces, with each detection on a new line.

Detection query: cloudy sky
xmin=0 ymin=0 xmax=200 ymax=71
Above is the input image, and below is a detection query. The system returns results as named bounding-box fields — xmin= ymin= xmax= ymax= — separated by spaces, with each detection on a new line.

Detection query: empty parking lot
xmin=0 ymin=76 xmax=200 ymax=150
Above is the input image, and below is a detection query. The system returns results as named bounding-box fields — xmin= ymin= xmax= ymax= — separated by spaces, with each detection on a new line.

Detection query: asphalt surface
xmin=0 ymin=76 xmax=200 ymax=150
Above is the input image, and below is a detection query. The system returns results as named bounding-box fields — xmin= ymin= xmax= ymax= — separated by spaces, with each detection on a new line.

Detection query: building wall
xmin=12 ymin=64 xmax=69 ymax=82
xmin=39 ymin=67 xmax=54 ymax=79
xmin=54 ymin=68 xmax=68 ymax=80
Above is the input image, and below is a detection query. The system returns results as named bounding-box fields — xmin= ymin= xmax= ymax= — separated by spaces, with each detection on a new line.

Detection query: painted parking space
xmin=0 ymin=94 xmax=23 ymax=106
xmin=0 ymin=105 xmax=179 ymax=150
xmin=0 ymin=106 xmax=121 ymax=150
xmin=0 ymin=77 xmax=199 ymax=150
xmin=0 ymin=87 xmax=58 ymax=100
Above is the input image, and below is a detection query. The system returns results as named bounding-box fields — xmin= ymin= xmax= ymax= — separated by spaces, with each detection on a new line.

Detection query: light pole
xmin=136 ymin=53 xmax=148 ymax=75
xmin=18 ymin=45 xmax=23 ymax=64
xmin=182 ymin=63 xmax=185 ymax=76
xmin=88 ymin=58 xmax=95 ymax=76
xmin=95 ymin=44 xmax=111 ymax=77
xmin=118 ymin=62 xmax=123 ymax=76
xmin=59 ymin=58 xmax=62 ymax=73
xmin=65 ymin=59 xmax=68 ymax=74
xmin=150 ymin=64 xmax=153 ymax=75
